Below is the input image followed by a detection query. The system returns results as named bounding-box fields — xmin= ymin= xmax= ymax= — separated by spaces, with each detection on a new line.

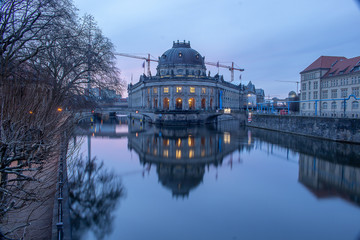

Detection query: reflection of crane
xmin=276 ymin=80 xmax=299 ymax=93
xmin=116 ymin=53 xmax=244 ymax=82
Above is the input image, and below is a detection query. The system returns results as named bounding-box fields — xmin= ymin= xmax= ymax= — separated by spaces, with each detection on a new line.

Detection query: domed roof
xmin=158 ymin=41 xmax=205 ymax=67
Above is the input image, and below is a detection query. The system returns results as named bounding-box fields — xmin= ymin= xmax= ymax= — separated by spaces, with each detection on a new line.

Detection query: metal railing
xmin=56 ymin=132 xmax=67 ymax=240
xmin=253 ymin=94 xmax=360 ymax=117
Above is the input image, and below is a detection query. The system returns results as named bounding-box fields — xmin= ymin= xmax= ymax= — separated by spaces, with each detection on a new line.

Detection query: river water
xmin=69 ymin=116 xmax=360 ymax=240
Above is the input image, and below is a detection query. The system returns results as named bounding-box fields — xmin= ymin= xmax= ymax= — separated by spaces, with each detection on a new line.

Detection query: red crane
xmin=116 ymin=53 xmax=244 ymax=82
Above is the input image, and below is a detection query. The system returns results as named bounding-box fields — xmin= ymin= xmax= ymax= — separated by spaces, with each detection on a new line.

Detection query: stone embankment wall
xmin=247 ymin=114 xmax=360 ymax=144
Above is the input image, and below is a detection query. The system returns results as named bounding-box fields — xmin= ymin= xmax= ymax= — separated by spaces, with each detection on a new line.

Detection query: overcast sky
xmin=73 ymin=0 xmax=360 ymax=98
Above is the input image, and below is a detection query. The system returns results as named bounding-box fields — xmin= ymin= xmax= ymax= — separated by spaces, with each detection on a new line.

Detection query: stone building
xmin=128 ymin=41 xmax=242 ymax=111
xmin=300 ymin=56 xmax=360 ymax=118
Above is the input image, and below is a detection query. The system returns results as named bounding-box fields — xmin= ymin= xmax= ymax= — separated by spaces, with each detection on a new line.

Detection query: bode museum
xmin=127 ymin=41 xmax=245 ymax=112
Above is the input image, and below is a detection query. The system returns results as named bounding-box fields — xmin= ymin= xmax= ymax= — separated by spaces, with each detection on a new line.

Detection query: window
xmin=352 ymin=101 xmax=359 ymax=109
xmin=341 ymin=88 xmax=348 ymax=98
xmin=302 ymin=92 xmax=306 ymax=100
xmin=308 ymin=82 xmax=311 ymax=90
xmin=210 ymin=88 xmax=213 ymax=94
xmin=153 ymin=87 xmax=157 ymax=94
xmin=201 ymin=88 xmax=206 ymax=94
xmin=314 ymin=81 xmax=318 ymax=89
xmin=313 ymin=91 xmax=318 ymax=99
xmin=322 ymin=102 xmax=328 ymax=109
xmin=331 ymin=89 xmax=337 ymax=98
xmin=176 ymin=86 xmax=182 ymax=93
xmin=302 ymin=103 xmax=306 ymax=110
xmin=341 ymin=101 xmax=346 ymax=109
xmin=322 ymin=90 xmax=328 ymax=99
xmin=163 ymin=87 xmax=169 ymax=93
xmin=147 ymin=88 xmax=150 ymax=94
xmin=302 ymin=83 xmax=306 ymax=91
xmin=352 ymin=87 xmax=359 ymax=97
xmin=190 ymin=87 xmax=195 ymax=93
xmin=331 ymin=102 xmax=337 ymax=110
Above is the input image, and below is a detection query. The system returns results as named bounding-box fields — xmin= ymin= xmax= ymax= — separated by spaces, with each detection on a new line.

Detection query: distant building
xmin=242 ymin=81 xmax=265 ymax=109
xmin=300 ymin=56 xmax=360 ymax=118
xmin=128 ymin=41 xmax=243 ymax=111
xmin=89 ymin=87 xmax=121 ymax=102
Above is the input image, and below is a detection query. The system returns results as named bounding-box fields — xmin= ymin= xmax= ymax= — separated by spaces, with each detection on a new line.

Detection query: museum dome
xmin=157 ymin=40 xmax=206 ymax=77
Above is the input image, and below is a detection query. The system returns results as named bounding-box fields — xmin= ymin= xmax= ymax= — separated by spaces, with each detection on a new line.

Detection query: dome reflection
xmin=127 ymin=122 xmax=246 ymax=197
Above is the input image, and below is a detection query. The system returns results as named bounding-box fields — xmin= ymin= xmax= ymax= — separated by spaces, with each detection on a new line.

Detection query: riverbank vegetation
xmin=0 ymin=0 xmax=124 ymax=237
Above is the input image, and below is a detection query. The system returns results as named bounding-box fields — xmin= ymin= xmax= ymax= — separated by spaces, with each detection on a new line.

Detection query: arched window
xmin=210 ymin=98 xmax=213 ymax=109
xmin=201 ymin=98 xmax=206 ymax=109
xmin=188 ymin=98 xmax=195 ymax=110
xmin=322 ymin=102 xmax=328 ymax=109
xmin=153 ymin=98 xmax=158 ymax=109
xmin=341 ymin=101 xmax=347 ymax=109
xmin=331 ymin=101 xmax=337 ymax=110
xmin=352 ymin=101 xmax=359 ymax=109
xmin=175 ymin=98 xmax=182 ymax=110
xmin=163 ymin=98 xmax=169 ymax=110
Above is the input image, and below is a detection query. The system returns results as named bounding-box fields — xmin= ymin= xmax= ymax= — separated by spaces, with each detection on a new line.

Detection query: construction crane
xmin=116 ymin=53 xmax=244 ymax=82
xmin=276 ymin=80 xmax=300 ymax=93
xmin=205 ymin=61 xmax=244 ymax=82
xmin=115 ymin=53 xmax=158 ymax=76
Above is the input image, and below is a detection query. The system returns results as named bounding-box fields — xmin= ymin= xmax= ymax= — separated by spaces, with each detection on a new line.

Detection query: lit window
xmin=224 ymin=132 xmax=230 ymax=144
xmin=163 ymin=149 xmax=169 ymax=158
xmin=179 ymin=52 xmax=182 ymax=58
xmin=164 ymin=87 xmax=169 ymax=93
xmin=189 ymin=150 xmax=194 ymax=159
xmin=202 ymin=88 xmax=206 ymax=94
xmin=188 ymin=136 xmax=195 ymax=147
xmin=153 ymin=87 xmax=157 ymax=94
xmin=176 ymin=150 xmax=181 ymax=159
xmin=176 ymin=86 xmax=182 ymax=93
xmin=147 ymin=88 xmax=150 ymax=94
xmin=176 ymin=138 xmax=181 ymax=147
xmin=190 ymin=87 xmax=195 ymax=93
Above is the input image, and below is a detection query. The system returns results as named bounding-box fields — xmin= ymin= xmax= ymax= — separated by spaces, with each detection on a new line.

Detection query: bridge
xmin=75 ymin=107 xmax=247 ymax=125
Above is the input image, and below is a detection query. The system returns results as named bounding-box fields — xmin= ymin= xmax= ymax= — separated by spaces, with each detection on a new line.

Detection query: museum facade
xmin=128 ymin=41 xmax=242 ymax=111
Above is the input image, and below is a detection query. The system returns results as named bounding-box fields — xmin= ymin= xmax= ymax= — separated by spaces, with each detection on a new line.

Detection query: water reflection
xmin=78 ymin=116 xmax=360 ymax=204
xmin=127 ymin=122 xmax=247 ymax=197
xmin=250 ymin=128 xmax=360 ymax=206
xmin=68 ymin=153 xmax=125 ymax=240
xmin=73 ymin=116 xmax=360 ymax=239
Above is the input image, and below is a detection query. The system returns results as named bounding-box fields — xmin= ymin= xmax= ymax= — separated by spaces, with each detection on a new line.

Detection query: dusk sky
xmin=73 ymin=0 xmax=360 ymax=98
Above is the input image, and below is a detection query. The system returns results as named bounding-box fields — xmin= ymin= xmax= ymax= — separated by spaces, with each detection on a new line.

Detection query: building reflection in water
xmin=299 ymin=154 xmax=360 ymax=206
xmin=249 ymin=127 xmax=360 ymax=207
xmin=127 ymin=121 xmax=247 ymax=197
xmin=78 ymin=116 xmax=360 ymax=206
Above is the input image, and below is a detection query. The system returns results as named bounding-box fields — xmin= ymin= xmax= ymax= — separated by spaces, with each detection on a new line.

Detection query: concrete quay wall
xmin=247 ymin=114 xmax=360 ymax=144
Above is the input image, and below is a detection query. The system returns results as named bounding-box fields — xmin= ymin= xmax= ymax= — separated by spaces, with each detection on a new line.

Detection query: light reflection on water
xmin=70 ymin=117 xmax=360 ymax=240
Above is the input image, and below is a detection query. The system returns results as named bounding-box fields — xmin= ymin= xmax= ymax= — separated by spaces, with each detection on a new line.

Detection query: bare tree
xmin=0 ymin=0 xmax=125 ymax=237
xmin=0 ymin=0 xmax=74 ymax=82
xmin=29 ymin=13 xmax=125 ymax=109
